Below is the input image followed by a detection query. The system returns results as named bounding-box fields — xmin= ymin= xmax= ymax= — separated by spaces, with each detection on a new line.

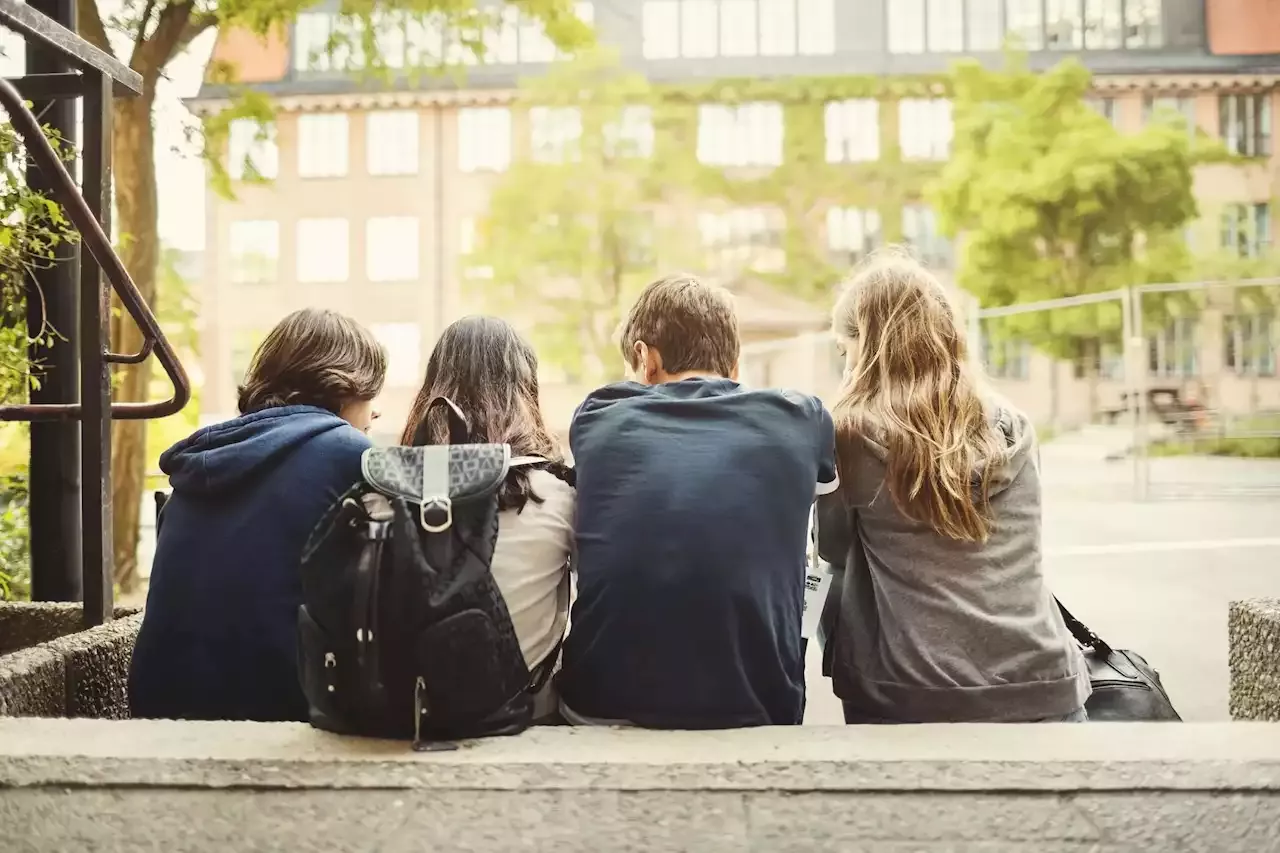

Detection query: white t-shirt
xmin=491 ymin=469 xmax=575 ymax=672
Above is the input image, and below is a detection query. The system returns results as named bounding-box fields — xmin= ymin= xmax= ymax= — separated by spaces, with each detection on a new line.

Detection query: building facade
xmin=190 ymin=0 xmax=1280 ymax=432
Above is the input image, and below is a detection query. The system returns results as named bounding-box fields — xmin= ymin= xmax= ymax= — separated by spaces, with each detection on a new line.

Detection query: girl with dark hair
xmin=402 ymin=316 xmax=575 ymax=718
xmin=131 ymin=308 xmax=388 ymax=722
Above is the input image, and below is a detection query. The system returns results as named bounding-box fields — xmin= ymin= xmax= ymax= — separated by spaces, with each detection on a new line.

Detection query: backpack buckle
xmin=420 ymin=496 xmax=453 ymax=533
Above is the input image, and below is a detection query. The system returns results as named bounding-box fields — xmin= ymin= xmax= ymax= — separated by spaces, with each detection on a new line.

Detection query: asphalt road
xmin=802 ymin=445 xmax=1280 ymax=724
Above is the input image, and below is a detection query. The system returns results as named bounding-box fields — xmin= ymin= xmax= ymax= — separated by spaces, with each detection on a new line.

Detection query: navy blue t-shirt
xmin=558 ymin=378 xmax=838 ymax=728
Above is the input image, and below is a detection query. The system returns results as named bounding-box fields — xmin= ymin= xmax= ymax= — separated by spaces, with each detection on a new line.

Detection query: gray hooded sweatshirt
xmin=816 ymin=404 xmax=1091 ymax=723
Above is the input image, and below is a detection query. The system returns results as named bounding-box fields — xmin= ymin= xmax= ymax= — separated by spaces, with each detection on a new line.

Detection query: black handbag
xmin=1056 ymin=599 xmax=1182 ymax=722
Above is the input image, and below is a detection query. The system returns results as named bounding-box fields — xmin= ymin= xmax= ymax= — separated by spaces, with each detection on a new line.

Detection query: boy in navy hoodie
xmin=557 ymin=274 xmax=838 ymax=729
xmin=129 ymin=308 xmax=386 ymax=721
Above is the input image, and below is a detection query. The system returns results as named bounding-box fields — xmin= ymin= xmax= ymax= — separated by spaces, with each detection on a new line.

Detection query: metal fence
xmin=739 ymin=278 xmax=1280 ymax=501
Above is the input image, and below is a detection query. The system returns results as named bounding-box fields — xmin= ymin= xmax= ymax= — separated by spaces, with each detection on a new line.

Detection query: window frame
xmin=296 ymin=113 xmax=350 ymax=179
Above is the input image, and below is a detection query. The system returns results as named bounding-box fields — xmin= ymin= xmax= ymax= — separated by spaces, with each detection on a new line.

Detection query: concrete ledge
xmin=1 ymin=721 xmax=1279 ymax=852
xmin=1230 ymin=598 xmax=1280 ymax=721
xmin=0 ymin=611 xmax=141 ymax=718
xmin=0 ymin=602 xmax=137 ymax=657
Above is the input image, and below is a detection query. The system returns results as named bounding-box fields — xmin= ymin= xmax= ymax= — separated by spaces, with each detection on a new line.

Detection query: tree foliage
xmin=930 ymin=56 xmax=1202 ymax=361
xmin=472 ymin=48 xmax=700 ymax=382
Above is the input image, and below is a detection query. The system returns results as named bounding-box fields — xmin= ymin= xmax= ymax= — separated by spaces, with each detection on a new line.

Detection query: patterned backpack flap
xmin=360 ymin=443 xmax=511 ymax=532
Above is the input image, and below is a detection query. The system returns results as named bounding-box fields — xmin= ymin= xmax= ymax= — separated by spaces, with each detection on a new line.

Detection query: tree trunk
xmin=109 ymin=92 xmax=158 ymax=594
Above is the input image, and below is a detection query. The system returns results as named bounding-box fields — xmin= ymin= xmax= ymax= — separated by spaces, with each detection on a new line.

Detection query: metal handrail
xmin=0 ymin=77 xmax=191 ymax=422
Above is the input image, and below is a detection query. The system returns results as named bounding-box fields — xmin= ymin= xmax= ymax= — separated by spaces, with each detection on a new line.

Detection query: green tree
xmin=472 ymin=48 xmax=697 ymax=382
xmin=930 ymin=56 xmax=1201 ymax=410
xmin=69 ymin=0 xmax=588 ymax=591
xmin=1 ymin=116 xmax=78 ymax=599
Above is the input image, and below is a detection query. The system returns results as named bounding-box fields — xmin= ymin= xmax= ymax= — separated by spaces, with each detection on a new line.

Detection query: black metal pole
xmin=24 ymin=0 xmax=82 ymax=603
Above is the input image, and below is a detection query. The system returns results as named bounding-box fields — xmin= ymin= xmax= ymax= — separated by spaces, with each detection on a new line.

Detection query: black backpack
xmin=297 ymin=397 xmax=560 ymax=749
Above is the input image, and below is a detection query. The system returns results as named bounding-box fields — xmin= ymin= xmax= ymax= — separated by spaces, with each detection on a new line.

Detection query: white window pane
xmin=1125 ymin=0 xmax=1162 ymax=47
xmin=1046 ymin=0 xmax=1083 ymax=49
xmin=297 ymin=219 xmax=350 ymax=282
xmin=643 ymin=0 xmax=680 ymax=58
xmin=798 ymin=0 xmax=835 ymax=55
xmin=373 ymin=11 xmax=406 ymax=68
xmin=826 ymin=99 xmax=879 ymax=163
xmin=531 ymin=106 xmax=582 ymax=162
xmin=927 ymin=0 xmax=964 ymax=51
xmin=1006 ymin=0 xmax=1043 ymax=50
xmin=458 ymin=108 xmax=511 ymax=172
xmin=294 ymin=13 xmax=333 ymax=71
xmin=229 ymin=221 xmax=279 ymax=283
xmin=1084 ymin=0 xmax=1123 ymax=48
xmin=371 ymin=323 xmax=422 ymax=388
xmin=406 ymin=14 xmax=445 ymax=65
xmin=520 ymin=13 xmax=556 ymax=62
xmin=888 ymin=0 xmax=925 ymax=53
xmin=899 ymin=99 xmax=952 ymax=160
xmin=366 ymin=111 xmax=420 ymax=176
xmin=366 ymin=217 xmax=420 ymax=282
xmin=483 ymin=6 xmax=521 ymax=63
xmin=720 ymin=0 xmax=758 ymax=56
xmin=297 ymin=113 xmax=349 ymax=178
xmin=681 ymin=0 xmax=718 ymax=58
xmin=967 ymin=0 xmax=1002 ymax=49
xmin=760 ymin=0 xmax=797 ymax=56
xmin=227 ymin=119 xmax=278 ymax=180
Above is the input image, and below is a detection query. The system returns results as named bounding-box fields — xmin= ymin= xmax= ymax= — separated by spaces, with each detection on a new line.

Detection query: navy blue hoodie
xmin=129 ymin=406 xmax=370 ymax=722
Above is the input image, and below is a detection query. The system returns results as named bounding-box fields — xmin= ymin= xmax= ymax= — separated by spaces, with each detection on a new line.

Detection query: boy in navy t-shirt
xmin=557 ymin=273 xmax=838 ymax=729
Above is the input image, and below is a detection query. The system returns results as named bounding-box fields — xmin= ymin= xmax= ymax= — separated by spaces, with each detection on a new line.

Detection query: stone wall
xmin=1230 ymin=598 xmax=1280 ymax=721
xmin=0 ymin=604 xmax=142 ymax=718
xmin=1 ymin=719 xmax=1278 ymax=852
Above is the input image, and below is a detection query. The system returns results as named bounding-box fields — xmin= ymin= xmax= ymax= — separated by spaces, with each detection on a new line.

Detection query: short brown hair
xmin=238 ymin=308 xmax=387 ymax=415
xmin=619 ymin=273 xmax=740 ymax=376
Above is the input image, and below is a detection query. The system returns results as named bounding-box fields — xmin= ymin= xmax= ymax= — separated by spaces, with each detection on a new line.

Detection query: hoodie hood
xmin=855 ymin=401 xmax=1035 ymax=499
xmin=160 ymin=406 xmax=358 ymax=496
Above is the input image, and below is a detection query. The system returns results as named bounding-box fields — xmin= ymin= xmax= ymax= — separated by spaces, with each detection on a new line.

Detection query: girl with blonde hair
xmin=816 ymin=250 xmax=1091 ymax=723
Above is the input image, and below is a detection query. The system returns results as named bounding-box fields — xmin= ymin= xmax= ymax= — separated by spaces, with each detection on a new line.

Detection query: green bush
xmin=0 ymin=465 xmax=30 ymax=600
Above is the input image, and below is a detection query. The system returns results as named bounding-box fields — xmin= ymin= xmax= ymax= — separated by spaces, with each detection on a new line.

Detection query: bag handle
xmin=413 ymin=396 xmax=470 ymax=446
xmin=1055 ymin=597 xmax=1114 ymax=658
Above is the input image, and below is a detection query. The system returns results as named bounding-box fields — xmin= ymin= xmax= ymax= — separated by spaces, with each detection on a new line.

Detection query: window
xmin=296 ymin=113 xmax=349 ymax=178
xmin=797 ymin=0 xmax=835 ymax=55
xmin=296 ymin=219 xmax=349 ymax=282
xmin=518 ymin=11 xmax=557 ymax=62
xmin=642 ymin=0 xmax=680 ymax=58
xmin=482 ymin=6 xmax=521 ymax=64
xmin=697 ymin=102 xmax=784 ymax=167
xmin=759 ymin=0 xmax=798 ymax=56
xmin=230 ymin=329 xmax=267 ymax=388
xmin=530 ymin=107 xmax=582 ymax=163
xmin=899 ymin=99 xmax=952 ymax=160
xmin=227 ymin=119 xmax=278 ymax=180
xmin=371 ymin=11 xmax=408 ymax=68
xmin=1005 ymin=0 xmax=1043 ymax=50
xmin=825 ymin=99 xmax=879 ymax=163
xmin=1221 ymin=203 xmax=1271 ymax=259
xmin=982 ymin=337 xmax=1031 ymax=380
xmin=366 ymin=217 xmax=420 ymax=282
xmin=1220 ymin=94 xmax=1272 ymax=158
xmin=371 ymin=323 xmax=422 ymax=387
xmin=720 ymin=0 xmax=758 ymax=55
xmin=681 ymin=0 xmax=718 ymax=58
xmin=887 ymin=0 xmax=925 ymax=54
xmin=699 ymin=208 xmax=786 ymax=274
xmin=1124 ymin=0 xmax=1162 ymax=48
xmin=228 ymin=221 xmax=279 ymax=284
xmin=605 ymin=106 xmax=655 ymax=159
xmin=826 ymin=207 xmax=881 ymax=264
xmin=1085 ymin=96 xmax=1118 ymax=126
xmin=927 ymin=0 xmax=964 ymax=52
xmin=1148 ymin=319 xmax=1197 ymax=378
xmin=406 ymin=14 xmax=446 ymax=65
xmin=1046 ymin=0 xmax=1082 ymax=49
xmin=1084 ymin=0 xmax=1122 ymax=48
xmin=1144 ymin=95 xmax=1195 ymax=135
xmin=458 ymin=107 xmax=511 ymax=172
xmin=294 ymin=12 xmax=332 ymax=71
xmin=967 ymin=0 xmax=1002 ymax=50
xmin=366 ymin=111 xmax=420 ymax=175
xmin=459 ymin=217 xmax=494 ymax=279
xmin=1224 ymin=314 xmax=1276 ymax=377
xmin=902 ymin=204 xmax=951 ymax=266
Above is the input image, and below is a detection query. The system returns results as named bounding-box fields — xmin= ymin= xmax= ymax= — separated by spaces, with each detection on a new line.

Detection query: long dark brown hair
xmin=400 ymin=316 xmax=567 ymax=512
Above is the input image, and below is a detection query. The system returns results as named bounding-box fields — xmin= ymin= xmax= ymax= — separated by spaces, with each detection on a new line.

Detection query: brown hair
xmin=401 ymin=316 xmax=566 ymax=513
xmin=619 ymin=272 xmax=740 ymax=377
xmin=237 ymin=308 xmax=387 ymax=415
xmin=831 ymin=249 xmax=1006 ymax=543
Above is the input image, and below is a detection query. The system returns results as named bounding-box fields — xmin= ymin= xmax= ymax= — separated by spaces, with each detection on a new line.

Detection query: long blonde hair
xmin=831 ymin=251 xmax=1006 ymax=543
